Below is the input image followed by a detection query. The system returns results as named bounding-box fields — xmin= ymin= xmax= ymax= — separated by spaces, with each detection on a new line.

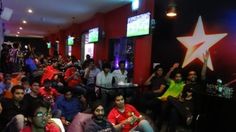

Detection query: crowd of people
xmin=0 ymin=42 xmax=217 ymax=132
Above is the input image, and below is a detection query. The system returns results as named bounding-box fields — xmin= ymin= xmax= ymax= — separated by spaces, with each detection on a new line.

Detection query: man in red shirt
xmin=108 ymin=93 xmax=154 ymax=132
xmin=38 ymin=79 xmax=60 ymax=108
xmin=41 ymin=61 xmax=61 ymax=84
xmin=64 ymin=66 xmax=81 ymax=88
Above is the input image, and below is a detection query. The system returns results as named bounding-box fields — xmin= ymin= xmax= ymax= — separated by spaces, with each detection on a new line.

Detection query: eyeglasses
xmin=34 ymin=112 xmax=49 ymax=118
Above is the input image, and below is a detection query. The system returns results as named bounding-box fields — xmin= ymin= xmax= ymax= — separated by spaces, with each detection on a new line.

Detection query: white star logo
xmin=177 ymin=16 xmax=227 ymax=71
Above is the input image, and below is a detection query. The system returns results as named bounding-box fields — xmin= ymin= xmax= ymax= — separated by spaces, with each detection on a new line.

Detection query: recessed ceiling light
xmin=22 ymin=20 xmax=27 ymax=24
xmin=17 ymin=31 xmax=20 ymax=34
xmin=19 ymin=27 xmax=23 ymax=30
xmin=28 ymin=9 xmax=33 ymax=13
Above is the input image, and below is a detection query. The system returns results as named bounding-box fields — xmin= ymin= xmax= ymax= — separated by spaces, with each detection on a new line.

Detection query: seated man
xmin=55 ymin=89 xmax=82 ymax=126
xmin=21 ymin=99 xmax=62 ymax=132
xmin=38 ymin=79 xmax=60 ymax=108
xmin=112 ymin=60 xmax=128 ymax=84
xmin=159 ymin=63 xmax=185 ymax=101
xmin=84 ymin=101 xmax=115 ymax=132
xmin=21 ymin=99 xmax=51 ymax=132
xmin=96 ymin=62 xmax=114 ymax=86
xmin=0 ymin=85 xmax=26 ymax=131
xmin=108 ymin=93 xmax=154 ymax=132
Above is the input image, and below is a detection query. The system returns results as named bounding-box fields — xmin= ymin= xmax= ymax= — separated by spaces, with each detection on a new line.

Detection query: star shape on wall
xmin=177 ymin=16 xmax=227 ymax=71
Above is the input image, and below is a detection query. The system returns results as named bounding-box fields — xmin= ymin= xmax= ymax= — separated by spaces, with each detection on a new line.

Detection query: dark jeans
xmin=167 ymin=96 xmax=193 ymax=119
xmin=167 ymin=96 xmax=193 ymax=132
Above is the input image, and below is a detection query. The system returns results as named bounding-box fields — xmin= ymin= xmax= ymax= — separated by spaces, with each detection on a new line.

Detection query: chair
xmin=67 ymin=113 xmax=92 ymax=132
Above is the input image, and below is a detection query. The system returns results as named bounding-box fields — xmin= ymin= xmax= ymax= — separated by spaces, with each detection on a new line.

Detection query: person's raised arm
xmin=165 ymin=63 xmax=179 ymax=81
xmin=83 ymin=68 xmax=90 ymax=79
xmin=144 ymin=73 xmax=155 ymax=86
xmin=201 ymin=50 xmax=209 ymax=81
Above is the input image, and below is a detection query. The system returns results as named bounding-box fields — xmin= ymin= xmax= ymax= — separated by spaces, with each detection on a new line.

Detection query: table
xmin=96 ymin=83 xmax=139 ymax=98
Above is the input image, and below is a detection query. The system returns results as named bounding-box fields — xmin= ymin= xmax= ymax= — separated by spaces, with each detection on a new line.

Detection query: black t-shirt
xmin=0 ymin=98 xmax=27 ymax=126
xmin=150 ymin=76 xmax=166 ymax=91
xmin=181 ymin=81 xmax=206 ymax=114
xmin=84 ymin=118 xmax=115 ymax=132
xmin=23 ymin=94 xmax=41 ymax=117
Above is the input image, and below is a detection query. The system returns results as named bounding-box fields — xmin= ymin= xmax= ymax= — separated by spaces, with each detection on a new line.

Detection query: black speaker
xmin=151 ymin=19 xmax=156 ymax=30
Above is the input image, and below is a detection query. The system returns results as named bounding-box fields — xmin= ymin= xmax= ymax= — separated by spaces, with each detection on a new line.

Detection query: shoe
xmin=186 ymin=115 xmax=193 ymax=125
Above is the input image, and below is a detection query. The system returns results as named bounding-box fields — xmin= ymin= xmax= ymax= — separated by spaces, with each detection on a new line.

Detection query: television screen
xmin=67 ymin=35 xmax=74 ymax=46
xmin=88 ymin=27 xmax=99 ymax=43
xmin=126 ymin=12 xmax=151 ymax=37
xmin=47 ymin=42 xmax=51 ymax=49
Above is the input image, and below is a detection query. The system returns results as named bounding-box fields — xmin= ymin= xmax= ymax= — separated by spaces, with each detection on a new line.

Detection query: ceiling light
xmin=19 ymin=27 xmax=23 ymax=30
xmin=17 ymin=31 xmax=20 ymax=34
xmin=22 ymin=20 xmax=27 ymax=24
xmin=166 ymin=0 xmax=177 ymax=17
xmin=27 ymin=9 xmax=33 ymax=13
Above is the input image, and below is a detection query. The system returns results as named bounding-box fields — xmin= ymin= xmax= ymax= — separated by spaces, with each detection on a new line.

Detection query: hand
xmin=203 ymin=50 xmax=210 ymax=62
xmin=151 ymin=73 xmax=156 ymax=77
xmin=125 ymin=116 xmax=135 ymax=124
xmin=160 ymin=97 xmax=167 ymax=101
xmin=172 ymin=63 xmax=179 ymax=69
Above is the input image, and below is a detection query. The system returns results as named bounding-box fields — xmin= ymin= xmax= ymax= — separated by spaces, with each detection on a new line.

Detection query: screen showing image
xmin=88 ymin=27 xmax=99 ymax=43
xmin=67 ymin=35 xmax=74 ymax=46
xmin=84 ymin=43 xmax=94 ymax=60
xmin=47 ymin=42 xmax=51 ymax=49
xmin=126 ymin=12 xmax=151 ymax=37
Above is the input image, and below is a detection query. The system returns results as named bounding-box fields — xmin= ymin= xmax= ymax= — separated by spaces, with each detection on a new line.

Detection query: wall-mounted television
xmin=126 ymin=12 xmax=151 ymax=37
xmin=88 ymin=27 xmax=99 ymax=43
xmin=67 ymin=35 xmax=74 ymax=46
xmin=47 ymin=42 xmax=51 ymax=49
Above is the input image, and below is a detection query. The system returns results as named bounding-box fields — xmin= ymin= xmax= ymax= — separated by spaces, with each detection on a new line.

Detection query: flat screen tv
xmin=47 ymin=42 xmax=51 ymax=49
xmin=126 ymin=12 xmax=151 ymax=37
xmin=88 ymin=27 xmax=99 ymax=43
xmin=67 ymin=35 xmax=74 ymax=46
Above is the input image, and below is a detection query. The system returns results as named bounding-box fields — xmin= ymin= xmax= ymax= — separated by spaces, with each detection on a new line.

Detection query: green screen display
xmin=126 ymin=12 xmax=150 ymax=37
xmin=67 ymin=36 xmax=74 ymax=46
xmin=88 ymin=27 xmax=99 ymax=43
xmin=47 ymin=42 xmax=51 ymax=48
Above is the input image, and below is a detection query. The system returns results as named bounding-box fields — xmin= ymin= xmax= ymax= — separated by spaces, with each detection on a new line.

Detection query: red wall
xmin=47 ymin=0 xmax=154 ymax=84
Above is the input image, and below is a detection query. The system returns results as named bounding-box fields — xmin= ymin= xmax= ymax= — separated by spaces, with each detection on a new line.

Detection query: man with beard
xmin=84 ymin=101 xmax=114 ymax=132
xmin=166 ymin=51 xmax=209 ymax=132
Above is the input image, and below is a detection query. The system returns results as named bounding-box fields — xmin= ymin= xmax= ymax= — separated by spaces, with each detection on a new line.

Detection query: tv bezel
xmin=88 ymin=27 xmax=100 ymax=43
xmin=126 ymin=12 xmax=151 ymax=38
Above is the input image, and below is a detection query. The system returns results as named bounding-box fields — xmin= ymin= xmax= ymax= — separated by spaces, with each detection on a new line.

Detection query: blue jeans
xmin=132 ymin=120 xmax=154 ymax=132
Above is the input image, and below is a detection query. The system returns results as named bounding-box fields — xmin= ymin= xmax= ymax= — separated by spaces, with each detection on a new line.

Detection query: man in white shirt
xmin=112 ymin=61 xmax=128 ymax=84
xmin=96 ymin=63 xmax=114 ymax=86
